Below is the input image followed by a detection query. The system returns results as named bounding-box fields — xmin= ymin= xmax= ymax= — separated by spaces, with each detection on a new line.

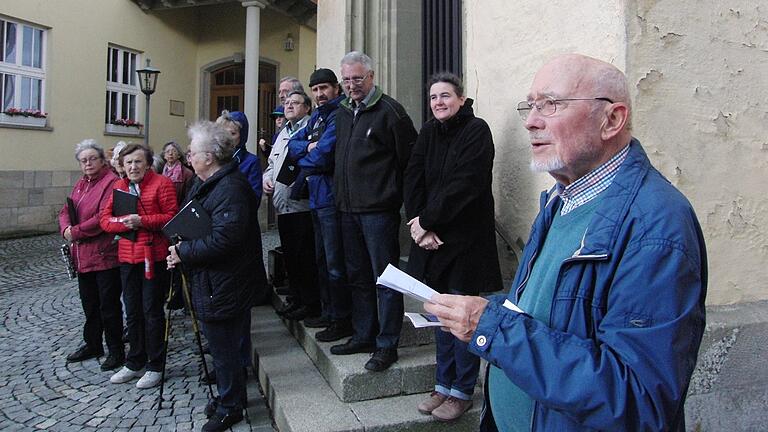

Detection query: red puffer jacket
xmin=99 ymin=170 xmax=178 ymax=264
xmin=58 ymin=166 xmax=120 ymax=273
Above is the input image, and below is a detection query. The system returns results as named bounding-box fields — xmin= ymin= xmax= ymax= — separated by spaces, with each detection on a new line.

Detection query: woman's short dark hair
xmin=119 ymin=143 xmax=153 ymax=166
xmin=427 ymin=72 xmax=464 ymax=97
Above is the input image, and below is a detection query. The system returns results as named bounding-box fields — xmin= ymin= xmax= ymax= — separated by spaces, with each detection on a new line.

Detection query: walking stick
xmin=156 ymin=267 xmax=176 ymax=410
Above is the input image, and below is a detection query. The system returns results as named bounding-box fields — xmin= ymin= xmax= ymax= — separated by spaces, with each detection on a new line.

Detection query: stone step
xmin=250 ymin=306 xmax=481 ymax=432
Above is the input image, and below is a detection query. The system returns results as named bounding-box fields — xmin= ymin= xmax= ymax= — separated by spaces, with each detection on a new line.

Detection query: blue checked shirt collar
xmin=556 ymin=144 xmax=630 ymax=215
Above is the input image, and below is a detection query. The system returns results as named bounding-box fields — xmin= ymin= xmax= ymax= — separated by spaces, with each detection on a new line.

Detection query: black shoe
xmin=204 ymin=397 xmax=219 ymax=418
xmin=201 ymin=368 xmax=217 ymax=385
xmin=304 ymin=315 xmax=331 ymax=328
xmin=283 ymin=305 xmax=310 ymax=321
xmin=365 ymin=348 xmax=398 ymax=372
xmin=276 ymin=299 xmax=300 ymax=316
xmin=201 ymin=411 xmax=244 ymax=432
xmin=330 ymin=339 xmax=376 ymax=355
xmin=100 ymin=352 xmax=125 ymax=371
xmin=316 ymin=321 xmax=353 ymax=343
xmin=66 ymin=345 xmax=104 ymax=363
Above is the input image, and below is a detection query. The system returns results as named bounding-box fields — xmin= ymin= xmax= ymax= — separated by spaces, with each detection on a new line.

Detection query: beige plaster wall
xmin=0 ymin=0 xmax=199 ymax=170
xmin=626 ymin=1 xmax=768 ymax=304
xmin=464 ymin=0 xmax=628 ymax=270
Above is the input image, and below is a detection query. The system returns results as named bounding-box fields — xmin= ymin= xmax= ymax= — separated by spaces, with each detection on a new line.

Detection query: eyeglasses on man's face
xmin=516 ymin=96 xmax=614 ymax=120
xmin=283 ymin=99 xmax=305 ymax=107
xmin=341 ymin=72 xmax=370 ymax=86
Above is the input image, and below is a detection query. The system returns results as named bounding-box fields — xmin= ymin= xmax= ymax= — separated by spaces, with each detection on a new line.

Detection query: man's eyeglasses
xmin=516 ymin=97 xmax=614 ymax=120
xmin=284 ymin=100 xmax=305 ymax=107
xmin=341 ymin=72 xmax=370 ymax=86
xmin=79 ymin=156 xmax=101 ymax=165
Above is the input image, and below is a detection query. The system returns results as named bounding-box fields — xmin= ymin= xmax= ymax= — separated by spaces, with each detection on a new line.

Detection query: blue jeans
xmin=434 ymin=326 xmax=479 ymax=400
xmin=312 ymin=206 xmax=351 ymax=322
xmin=121 ymin=262 xmax=168 ymax=372
xmin=203 ymin=310 xmax=248 ymax=416
xmin=340 ymin=210 xmax=403 ymax=349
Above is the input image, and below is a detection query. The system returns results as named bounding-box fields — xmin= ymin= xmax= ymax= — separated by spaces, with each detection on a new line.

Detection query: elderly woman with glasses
xmin=58 ymin=140 xmax=124 ymax=371
xmin=166 ymin=121 xmax=266 ymax=432
xmin=161 ymin=140 xmax=194 ymax=207
xmin=100 ymin=143 xmax=178 ymax=390
xmin=404 ymin=72 xmax=502 ymax=421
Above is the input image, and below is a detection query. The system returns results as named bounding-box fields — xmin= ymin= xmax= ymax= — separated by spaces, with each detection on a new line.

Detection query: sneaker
xmin=136 ymin=370 xmax=163 ymax=389
xmin=100 ymin=351 xmax=125 ymax=371
xmin=66 ymin=345 xmax=104 ymax=363
xmin=364 ymin=348 xmax=398 ymax=372
xmin=431 ymin=396 xmax=473 ymax=422
xmin=201 ymin=411 xmax=244 ymax=432
xmin=110 ymin=366 xmax=144 ymax=384
xmin=417 ymin=391 xmax=448 ymax=415
xmin=316 ymin=321 xmax=353 ymax=342
xmin=303 ymin=315 xmax=331 ymax=328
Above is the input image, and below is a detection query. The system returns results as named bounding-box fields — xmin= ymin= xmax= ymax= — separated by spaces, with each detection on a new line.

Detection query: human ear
xmin=601 ymin=103 xmax=629 ymax=140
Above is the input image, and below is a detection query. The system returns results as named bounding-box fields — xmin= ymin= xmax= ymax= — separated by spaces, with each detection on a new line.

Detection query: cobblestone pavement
xmin=0 ymin=233 xmax=278 ymax=432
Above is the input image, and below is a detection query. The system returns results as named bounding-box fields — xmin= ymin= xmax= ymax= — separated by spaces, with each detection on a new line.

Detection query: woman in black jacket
xmin=166 ymin=121 xmax=265 ymax=432
xmin=404 ymin=73 xmax=502 ymax=422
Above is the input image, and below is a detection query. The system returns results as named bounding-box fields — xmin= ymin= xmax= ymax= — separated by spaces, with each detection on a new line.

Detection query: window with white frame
xmin=0 ymin=17 xmax=47 ymax=125
xmin=105 ymin=44 xmax=141 ymax=133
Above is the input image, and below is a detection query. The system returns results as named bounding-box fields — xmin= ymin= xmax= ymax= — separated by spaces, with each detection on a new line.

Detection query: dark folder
xmin=112 ymin=189 xmax=138 ymax=241
xmin=275 ymin=156 xmax=300 ymax=186
xmin=66 ymin=197 xmax=79 ymax=225
xmin=162 ymin=199 xmax=212 ymax=241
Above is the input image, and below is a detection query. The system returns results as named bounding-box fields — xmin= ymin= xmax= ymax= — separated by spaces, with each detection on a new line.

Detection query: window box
xmin=0 ymin=112 xmax=46 ymax=127
xmin=105 ymin=123 xmax=142 ymax=136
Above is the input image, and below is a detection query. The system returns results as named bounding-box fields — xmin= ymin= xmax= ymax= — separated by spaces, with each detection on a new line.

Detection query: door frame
xmin=200 ymin=56 xmax=281 ymax=121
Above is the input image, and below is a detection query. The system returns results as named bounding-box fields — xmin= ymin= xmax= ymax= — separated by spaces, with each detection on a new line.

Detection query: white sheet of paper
xmin=376 ymin=264 xmax=439 ymax=304
xmin=404 ymin=312 xmax=443 ymax=328
xmin=502 ymin=299 xmax=525 ymax=314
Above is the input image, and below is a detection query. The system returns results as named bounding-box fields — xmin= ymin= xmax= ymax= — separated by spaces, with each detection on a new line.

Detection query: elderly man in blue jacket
xmin=425 ymin=54 xmax=707 ymax=431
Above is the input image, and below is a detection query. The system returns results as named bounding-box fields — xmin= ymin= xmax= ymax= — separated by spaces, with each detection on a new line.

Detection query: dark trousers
xmin=312 ymin=206 xmax=351 ymax=322
xmin=203 ymin=310 xmax=248 ymax=416
xmin=77 ymin=267 xmax=123 ymax=354
xmin=277 ymin=211 xmax=319 ymax=311
xmin=121 ymin=262 xmax=168 ymax=372
xmin=340 ymin=210 xmax=403 ymax=349
xmin=434 ymin=326 xmax=480 ymax=399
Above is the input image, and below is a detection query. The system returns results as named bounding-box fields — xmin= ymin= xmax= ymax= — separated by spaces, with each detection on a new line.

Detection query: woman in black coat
xmin=166 ymin=121 xmax=265 ymax=432
xmin=404 ymin=72 xmax=502 ymax=422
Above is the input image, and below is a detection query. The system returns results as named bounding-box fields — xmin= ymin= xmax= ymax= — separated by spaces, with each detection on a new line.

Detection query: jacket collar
xmin=540 ymin=138 xmax=650 ymax=257
xmin=317 ymin=94 xmax=344 ymax=116
xmin=83 ymin=165 xmax=112 ymax=183
xmin=340 ymin=86 xmax=383 ymax=112
xmin=433 ymin=98 xmax=475 ymax=133
xmin=193 ymin=160 xmax=239 ymax=198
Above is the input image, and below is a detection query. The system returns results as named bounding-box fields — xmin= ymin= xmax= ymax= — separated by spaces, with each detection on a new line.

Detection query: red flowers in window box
xmin=112 ymin=118 xmax=144 ymax=128
xmin=3 ymin=108 xmax=48 ymax=118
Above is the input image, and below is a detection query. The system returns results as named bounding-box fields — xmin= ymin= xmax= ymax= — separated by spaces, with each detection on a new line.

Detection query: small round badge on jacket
xmin=476 ymin=335 xmax=487 ymax=347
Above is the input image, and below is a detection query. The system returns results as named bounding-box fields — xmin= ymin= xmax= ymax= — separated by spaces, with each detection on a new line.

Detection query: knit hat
xmin=309 ymin=68 xmax=338 ymax=87
xmin=270 ymin=105 xmax=284 ymax=118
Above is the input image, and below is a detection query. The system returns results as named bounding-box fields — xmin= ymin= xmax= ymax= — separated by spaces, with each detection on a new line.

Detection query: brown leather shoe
xmin=417 ymin=391 xmax=448 ymax=415
xmin=431 ymin=396 xmax=472 ymax=422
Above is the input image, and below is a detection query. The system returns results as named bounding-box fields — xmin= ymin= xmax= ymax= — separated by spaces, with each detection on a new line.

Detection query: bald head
xmin=525 ymin=54 xmax=633 ymax=185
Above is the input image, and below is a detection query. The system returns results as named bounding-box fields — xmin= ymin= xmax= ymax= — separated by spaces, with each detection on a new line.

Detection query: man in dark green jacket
xmin=331 ymin=51 xmax=417 ymax=372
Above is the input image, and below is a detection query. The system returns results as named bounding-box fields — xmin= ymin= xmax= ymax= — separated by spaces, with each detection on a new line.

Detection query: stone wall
xmin=0 ymin=170 xmax=79 ymax=237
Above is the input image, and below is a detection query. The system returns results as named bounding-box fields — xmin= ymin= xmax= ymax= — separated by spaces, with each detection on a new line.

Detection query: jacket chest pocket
xmin=552 ymin=262 xmax=607 ymax=338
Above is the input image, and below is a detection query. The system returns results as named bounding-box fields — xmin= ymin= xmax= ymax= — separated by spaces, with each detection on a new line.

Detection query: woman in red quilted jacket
xmin=99 ymin=143 xmax=178 ymax=389
xmin=58 ymin=140 xmax=124 ymax=371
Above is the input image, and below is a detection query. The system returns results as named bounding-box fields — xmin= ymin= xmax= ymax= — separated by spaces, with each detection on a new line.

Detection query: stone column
xmin=242 ymin=0 xmax=266 ymax=152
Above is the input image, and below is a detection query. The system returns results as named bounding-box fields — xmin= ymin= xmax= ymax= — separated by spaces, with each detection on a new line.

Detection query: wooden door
xmin=209 ymin=65 xmax=245 ymax=120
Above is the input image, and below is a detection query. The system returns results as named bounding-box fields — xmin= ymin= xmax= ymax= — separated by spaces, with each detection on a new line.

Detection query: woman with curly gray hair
xmin=58 ymin=139 xmax=124 ymax=371
xmin=166 ymin=121 xmax=267 ymax=432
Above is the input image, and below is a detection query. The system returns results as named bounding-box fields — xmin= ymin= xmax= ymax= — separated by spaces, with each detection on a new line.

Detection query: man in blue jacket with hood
xmin=288 ymin=68 xmax=353 ymax=342
xmin=425 ymin=54 xmax=707 ymax=431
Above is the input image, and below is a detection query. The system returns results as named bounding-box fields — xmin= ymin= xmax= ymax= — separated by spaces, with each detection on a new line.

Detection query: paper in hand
xmin=404 ymin=312 xmax=443 ymax=328
xmin=376 ymin=264 xmax=439 ymax=304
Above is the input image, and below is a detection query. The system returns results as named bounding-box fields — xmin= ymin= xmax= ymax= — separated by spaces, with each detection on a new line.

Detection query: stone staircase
xmin=249 ymin=294 xmax=483 ymax=432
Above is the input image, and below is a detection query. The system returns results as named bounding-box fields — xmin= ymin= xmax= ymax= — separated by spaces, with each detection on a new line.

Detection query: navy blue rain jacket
xmin=472 ymin=139 xmax=707 ymax=431
xmin=287 ymin=95 xmax=344 ymax=209
xmin=228 ymin=111 xmax=263 ymax=206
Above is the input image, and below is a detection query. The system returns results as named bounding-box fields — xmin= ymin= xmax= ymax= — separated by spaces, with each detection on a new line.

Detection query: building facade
xmin=0 ymin=0 xmax=316 ymax=235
